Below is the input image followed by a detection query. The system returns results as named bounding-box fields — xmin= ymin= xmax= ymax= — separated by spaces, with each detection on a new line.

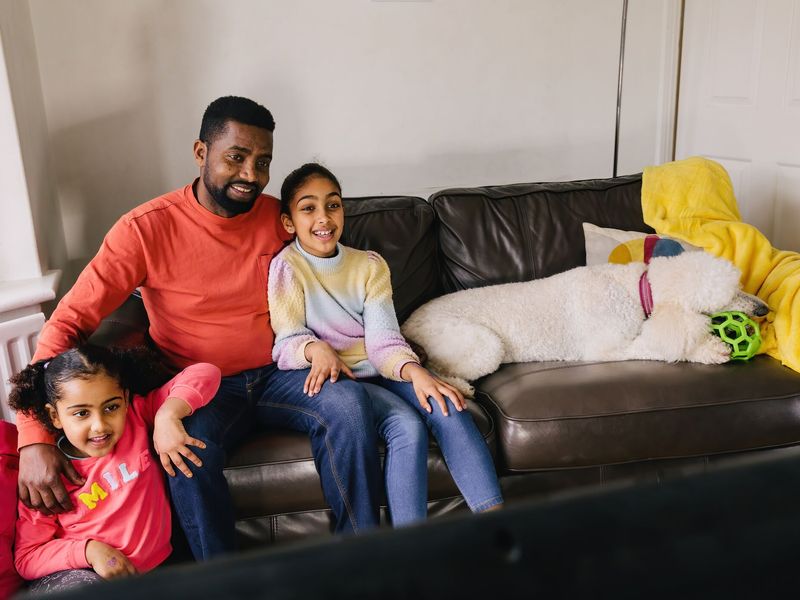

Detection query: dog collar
xmin=639 ymin=272 xmax=654 ymax=318
xmin=638 ymin=235 xmax=659 ymax=319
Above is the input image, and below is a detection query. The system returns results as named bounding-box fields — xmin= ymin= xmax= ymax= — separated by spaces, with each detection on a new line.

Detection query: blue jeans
xmin=363 ymin=377 xmax=503 ymax=522
xmin=361 ymin=382 xmax=428 ymax=526
xmin=169 ymin=365 xmax=382 ymax=560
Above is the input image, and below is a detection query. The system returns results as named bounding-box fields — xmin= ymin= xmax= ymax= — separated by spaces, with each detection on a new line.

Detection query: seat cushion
xmin=224 ymin=399 xmax=496 ymax=520
xmin=476 ymin=356 xmax=800 ymax=471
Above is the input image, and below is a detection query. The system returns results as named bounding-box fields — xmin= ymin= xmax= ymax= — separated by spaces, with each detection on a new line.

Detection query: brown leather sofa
xmin=90 ymin=172 xmax=800 ymax=549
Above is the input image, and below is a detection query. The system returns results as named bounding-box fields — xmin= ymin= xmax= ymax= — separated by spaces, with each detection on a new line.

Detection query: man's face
xmin=194 ymin=120 xmax=274 ymax=216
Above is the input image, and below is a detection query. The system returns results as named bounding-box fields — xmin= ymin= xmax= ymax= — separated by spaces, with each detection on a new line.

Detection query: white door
xmin=676 ymin=0 xmax=800 ymax=251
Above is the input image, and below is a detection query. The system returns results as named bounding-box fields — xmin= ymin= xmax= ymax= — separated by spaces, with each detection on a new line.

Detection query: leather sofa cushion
xmin=430 ymin=174 xmax=649 ymax=291
xmin=342 ymin=196 xmax=440 ymax=323
xmin=224 ymin=399 xmax=496 ymax=519
xmin=477 ymin=356 xmax=800 ymax=471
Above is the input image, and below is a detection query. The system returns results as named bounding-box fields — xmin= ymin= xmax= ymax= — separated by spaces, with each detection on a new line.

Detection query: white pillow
xmin=582 ymin=222 xmax=701 ymax=266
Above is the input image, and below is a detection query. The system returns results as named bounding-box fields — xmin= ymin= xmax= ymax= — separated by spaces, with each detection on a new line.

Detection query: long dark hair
xmin=8 ymin=345 xmax=172 ymax=432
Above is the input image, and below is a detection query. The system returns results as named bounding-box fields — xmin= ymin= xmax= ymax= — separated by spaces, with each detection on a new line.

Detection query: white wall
xmin=0 ymin=0 xmax=62 ymax=282
xmin=19 ymin=0 xmax=673 ymax=290
xmin=617 ymin=0 xmax=681 ymax=176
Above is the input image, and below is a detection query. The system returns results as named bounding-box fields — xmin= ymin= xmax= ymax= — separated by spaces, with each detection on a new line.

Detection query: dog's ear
xmin=647 ymin=251 xmax=742 ymax=313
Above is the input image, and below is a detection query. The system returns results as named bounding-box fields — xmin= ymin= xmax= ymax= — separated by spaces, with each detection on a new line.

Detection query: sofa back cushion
xmin=341 ymin=196 xmax=441 ymax=323
xmin=429 ymin=174 xmax=650 ymax=291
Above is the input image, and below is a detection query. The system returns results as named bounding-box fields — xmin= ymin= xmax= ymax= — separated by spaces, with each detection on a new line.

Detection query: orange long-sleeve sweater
xmin=19 ymin=182 xmax=290 ymax=448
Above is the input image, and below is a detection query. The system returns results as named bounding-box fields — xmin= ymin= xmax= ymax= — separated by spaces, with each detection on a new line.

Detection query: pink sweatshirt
xmin=14 ymin=363 xmax=221 ymax=580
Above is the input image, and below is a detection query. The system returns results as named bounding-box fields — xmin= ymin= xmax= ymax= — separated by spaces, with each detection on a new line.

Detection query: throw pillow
xmin=582 ymin=223 xmax=700 ymax=266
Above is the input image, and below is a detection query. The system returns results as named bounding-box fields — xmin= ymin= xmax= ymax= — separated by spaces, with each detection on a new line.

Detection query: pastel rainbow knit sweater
xmin=268 ymin=240 xmax=419 ymax=380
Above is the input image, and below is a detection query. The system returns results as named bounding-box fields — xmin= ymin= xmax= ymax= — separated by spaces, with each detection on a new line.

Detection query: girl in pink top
xmin=9 ymin=345 xmax=220 ymax=594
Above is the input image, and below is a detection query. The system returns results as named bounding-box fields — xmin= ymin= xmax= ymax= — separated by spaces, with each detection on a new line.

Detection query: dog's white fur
xmin=401 ymin=251 xmax=768 ymax=396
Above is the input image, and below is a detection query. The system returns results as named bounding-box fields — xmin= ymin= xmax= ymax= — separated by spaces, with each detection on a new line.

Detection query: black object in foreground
xmin=38 ymin=448 xmax=800 ymax=599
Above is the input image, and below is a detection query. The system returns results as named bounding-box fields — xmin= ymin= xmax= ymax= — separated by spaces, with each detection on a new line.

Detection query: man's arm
xmin=32 ymin=216 xmax=147 ymax=362
xmin=18 ymin=215 xmax=147 ymax=512
xmin=21 ymin=215 xmax=147 ymax=448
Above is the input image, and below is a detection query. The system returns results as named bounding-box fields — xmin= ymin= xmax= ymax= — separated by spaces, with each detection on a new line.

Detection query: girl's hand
xmin=85 ymin=540 xmax=137 ymax=579
xmin=304 ymin=341 xmax=354 ymax=396
xmin=401 ymin=362 xmax=467 ymax=416
xmin=153 ymin=397 xmax=206 ymax=478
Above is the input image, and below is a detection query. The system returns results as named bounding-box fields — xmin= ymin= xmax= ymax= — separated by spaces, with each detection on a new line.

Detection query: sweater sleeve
xmin=363 ymin=253 xmax=419 ymax=380
xmin=14 ymin=504 xmax=90 ymax=580
xmin=268 ymin=255 xmax=318 ymax=370
xmin=138 ymin=363 xmax=222 ymax=428
xmin=18 ymin=216 xmax=148 ymax=449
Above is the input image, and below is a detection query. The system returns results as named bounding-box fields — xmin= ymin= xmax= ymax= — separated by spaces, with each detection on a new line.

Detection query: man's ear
xmin=46 ymin=404 xmax=63 ymax=430
xmin=193 ymin=139 xmax=207 ymax=168
xmin=281 ymin=213 xmax=295 ymax=234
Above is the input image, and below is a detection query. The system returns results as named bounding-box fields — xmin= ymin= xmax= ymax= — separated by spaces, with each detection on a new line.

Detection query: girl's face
xmin=46 ymin=372 xmax=128 ymax=458
xmin=281 ymin=176 xmax=344 ymax=258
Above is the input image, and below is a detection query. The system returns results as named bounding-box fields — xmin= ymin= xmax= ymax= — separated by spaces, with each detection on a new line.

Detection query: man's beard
xmin=203 ymin=173 xmax=259 ymax=216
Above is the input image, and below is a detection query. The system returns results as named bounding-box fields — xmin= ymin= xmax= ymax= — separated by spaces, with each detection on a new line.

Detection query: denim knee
xmin=315 ymin=380 xmax=374 ymax=433
xmin=428 ymin=403 xmax=476 ymax=428
xmin=384 ymin=412 xmax=427 ymax=451
xmin=428 ymin=406 xmax=485 ymax=446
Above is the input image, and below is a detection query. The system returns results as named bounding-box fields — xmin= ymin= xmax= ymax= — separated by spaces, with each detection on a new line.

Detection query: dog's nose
xmin=754 ymin=304 xmax=769 ymax=317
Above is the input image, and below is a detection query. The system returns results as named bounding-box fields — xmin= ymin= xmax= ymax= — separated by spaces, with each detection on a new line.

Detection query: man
xmin=17 ymin=96 xmax=383 ymax=559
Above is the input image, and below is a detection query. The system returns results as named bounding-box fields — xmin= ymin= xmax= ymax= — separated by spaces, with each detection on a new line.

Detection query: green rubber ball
xmin=709 ymin=311 xmax=762 ymax=361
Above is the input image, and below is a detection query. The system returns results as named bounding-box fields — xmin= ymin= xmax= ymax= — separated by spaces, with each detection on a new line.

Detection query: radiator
xmin=0 ymin=312 xmax=44 ymax=422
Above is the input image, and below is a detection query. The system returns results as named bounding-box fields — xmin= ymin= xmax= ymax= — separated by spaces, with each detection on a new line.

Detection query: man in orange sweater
xmin=17 ymin=96 xmax=383 ymax=559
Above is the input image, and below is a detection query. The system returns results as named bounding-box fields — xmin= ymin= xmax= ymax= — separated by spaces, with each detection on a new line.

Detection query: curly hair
xmin=8 ymin=345 xmax=173 ymax=432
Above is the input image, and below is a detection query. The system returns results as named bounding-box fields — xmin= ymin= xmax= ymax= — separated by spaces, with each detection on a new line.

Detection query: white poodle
xmin=401 ymin=251 xmax=769 ymax=396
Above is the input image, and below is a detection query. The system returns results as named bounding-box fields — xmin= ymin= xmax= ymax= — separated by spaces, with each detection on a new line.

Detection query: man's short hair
xmin=199 ymin=96 xmax=275 ymax=145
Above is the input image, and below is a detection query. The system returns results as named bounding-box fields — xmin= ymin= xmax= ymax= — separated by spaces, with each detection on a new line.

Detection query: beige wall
xmin=18 ymin=0 xmax=675 ymax=290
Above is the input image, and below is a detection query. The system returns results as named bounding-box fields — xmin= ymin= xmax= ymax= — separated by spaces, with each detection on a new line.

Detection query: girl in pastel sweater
xmin=269 ymin=163 xmax=503 ymax=525
xmin=9 ymin=345 xmax=220 ymax=593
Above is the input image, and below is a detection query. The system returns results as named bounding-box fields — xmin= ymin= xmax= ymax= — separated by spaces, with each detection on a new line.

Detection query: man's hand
xmin=303 ymin=341 xmax=354 ymax=396
xmin=153 ymin=397 xmax=206 ymax=478
xmin=400 ymin=362 xmax=467 ymax=416
xmin=18 ymin=443 xmax=85 ymax=514
xmin=85 ymin=540 xmax=137 ymax=579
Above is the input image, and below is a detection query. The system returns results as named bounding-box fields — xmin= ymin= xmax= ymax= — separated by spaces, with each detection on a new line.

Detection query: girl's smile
xmin=281 ymin=176 xmax=344 ymax=258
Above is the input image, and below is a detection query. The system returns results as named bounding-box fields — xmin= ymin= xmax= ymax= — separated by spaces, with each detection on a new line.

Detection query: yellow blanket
xmin=642 ymin=156 xmax=800 ymax=372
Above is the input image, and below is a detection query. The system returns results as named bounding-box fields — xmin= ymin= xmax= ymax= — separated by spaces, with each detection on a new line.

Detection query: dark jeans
xmin=168 ymin=364 xmax=382 ymax=560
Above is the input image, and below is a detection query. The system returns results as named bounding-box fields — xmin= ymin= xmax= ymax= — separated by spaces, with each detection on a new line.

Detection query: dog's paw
xmin=688 ymin=336 xmax=732 ymax=364
xmin=437 ymin=375 xmax=475 ymax=399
